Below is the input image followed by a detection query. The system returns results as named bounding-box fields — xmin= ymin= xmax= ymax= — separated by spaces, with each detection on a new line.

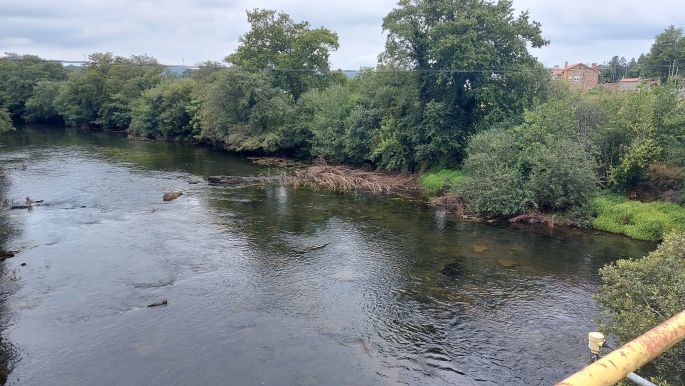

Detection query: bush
xmin=592 ymin=194 xmax=685 ymax=242
xmin=418 ymin=169 xmax=465 ymax=196
xmin=458 ymin=129 xmax=533 ymax=217
xmin=0 ymin=107 xmax=14 ymax=133
xmin=129 ymin=78 xmax=196 ymax=140
xmin=458 ymin=128 xmax=597 ymax=219
xmin=596 ymin=233 xmax=685 ymax=385
xmin=525 ymin=137 xmax=598 ymax=219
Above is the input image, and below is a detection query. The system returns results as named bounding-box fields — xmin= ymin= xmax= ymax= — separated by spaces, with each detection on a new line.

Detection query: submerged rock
xmin=441 ymin=262 xmax=465 ymax=279
xmin=162 ymin=191 xmax=183 ymax=201
xmin=472 ymin=244 xmax=489 ymax=253
xmin=497 ymin=259 xmax=517 ymax=268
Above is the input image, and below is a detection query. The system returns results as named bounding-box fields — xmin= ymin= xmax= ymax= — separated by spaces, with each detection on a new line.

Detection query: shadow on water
xmin=0 ymin=172 xmax=20 ymax=384
xmin=0 ymin=126 xmax=656 ymax=385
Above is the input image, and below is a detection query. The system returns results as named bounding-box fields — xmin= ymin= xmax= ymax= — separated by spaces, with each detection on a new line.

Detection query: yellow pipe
xmin=556 ymin=309 xmax=685 ymax=386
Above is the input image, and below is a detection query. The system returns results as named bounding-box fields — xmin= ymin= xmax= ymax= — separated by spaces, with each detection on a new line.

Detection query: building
xmin=617 ymin=78 xmax=641 ymax=91
xmin=551 ymin=62 xmax=600 ymax=90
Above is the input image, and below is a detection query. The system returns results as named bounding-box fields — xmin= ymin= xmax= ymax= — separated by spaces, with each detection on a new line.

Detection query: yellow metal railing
xmin=556 ymin=309 xmax=685 ymax=386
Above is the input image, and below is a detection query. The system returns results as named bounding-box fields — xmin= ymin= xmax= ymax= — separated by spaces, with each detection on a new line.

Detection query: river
xmin=0 ymin=127 xmax=654 ymax=385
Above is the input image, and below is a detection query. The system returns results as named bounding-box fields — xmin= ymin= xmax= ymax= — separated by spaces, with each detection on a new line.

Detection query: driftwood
xmin=298 ymin=243 xmax=330 ymax=253
xmin=0 ymin=250 xmax=17 ymax=261
xmin=207 ymin=175 xmax=276 ymax=185
xmin=147 ymin=299 xmax=168 ymax=308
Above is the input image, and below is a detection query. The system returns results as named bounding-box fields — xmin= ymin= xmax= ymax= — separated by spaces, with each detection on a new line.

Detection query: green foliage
xmin=592 ymin=195 xmax=685 ymax=242
xmin=642 ymin=26 xmax=685 ymax=82
xmin=130 ymin=78 xmax=196 ymax=140
xmin=196 ymin=67 xmax=294 ymax=152
xmin=0 ymin=54 xmax=67 ymax=118
xmin=381 ymin=0 xmax=549 ymax=165
xmin=458 ymin=126 xmax=598 ymax=219
xmin=0 ymin=107 xmax=14 ymax=133
xmin=457 ymin=128 xmax=533 ymax=217
xmin=418 ymin=169 xmax=465 ymax=196
xmin=525 ymin=137 xmax=598 ymax=217
xmin=303 ymin=84 xmax=359 ymax=163
xmin=596 ymin=233 xmax=685 ymax=384
xmin=54 ymin=53 xmax=164 ymax=128
xmin=226 ymin=9 xmax=339 ymax=99
xmin=23 ymin=80 xmax=63 ymax=123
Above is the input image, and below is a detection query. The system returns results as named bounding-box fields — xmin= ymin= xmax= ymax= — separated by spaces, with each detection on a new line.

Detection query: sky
xmin=1 ymin=0 xmax=685 ymax=69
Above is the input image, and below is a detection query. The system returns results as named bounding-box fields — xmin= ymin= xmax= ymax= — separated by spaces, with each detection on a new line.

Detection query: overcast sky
xmin=1 ymin=0 xmax=684 ymax=69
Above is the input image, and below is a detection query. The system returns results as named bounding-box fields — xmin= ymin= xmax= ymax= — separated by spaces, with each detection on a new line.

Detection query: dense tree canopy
xmin=381 ymin=0 xmax=549 ymax=166
xmin=0 ymin=54 xmax=67 ymax=118
xmin=226 ymin=9 xmax=340 ymax=100
xmin=643 ymin=26 xmax=685 ymax=81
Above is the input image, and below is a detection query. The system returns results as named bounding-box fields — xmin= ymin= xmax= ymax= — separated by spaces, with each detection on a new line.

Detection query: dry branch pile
xmin=288 ymin=165 xmax=417 ymax=195
xmin=430 ymin=192 xmax=465 ymax=217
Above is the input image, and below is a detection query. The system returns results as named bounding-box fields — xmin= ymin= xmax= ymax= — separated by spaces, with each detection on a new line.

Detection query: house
xmin=551 ymin=62 xmax=600 ymax=90
xmin=617 ymin=78 xmax=641 ymax=91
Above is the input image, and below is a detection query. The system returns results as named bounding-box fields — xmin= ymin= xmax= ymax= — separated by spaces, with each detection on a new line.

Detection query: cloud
xmin=0 ymin=0 xmax=684 ymax=69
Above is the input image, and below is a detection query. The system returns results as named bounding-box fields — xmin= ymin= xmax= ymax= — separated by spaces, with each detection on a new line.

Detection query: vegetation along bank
xmin=2 ymin=1 xmax=685 ymax=383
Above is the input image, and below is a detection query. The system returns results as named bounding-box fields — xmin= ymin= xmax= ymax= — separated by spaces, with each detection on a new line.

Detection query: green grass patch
xmin=592 ymin=194 xmax=685 ymax=242
xmin=418 ymin=169 xmax=465 ymax=196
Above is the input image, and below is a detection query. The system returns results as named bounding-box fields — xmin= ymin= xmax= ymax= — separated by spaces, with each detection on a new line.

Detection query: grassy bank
xmin=592 ymin=194 xmax=685 ymax=242
xmin=418 ymin=169 xmax=465 ymax=196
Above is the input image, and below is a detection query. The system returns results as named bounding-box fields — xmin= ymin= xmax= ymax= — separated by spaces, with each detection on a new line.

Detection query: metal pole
xmin=625 ymin=372 xmax=656 ymax=386
xmin=556 ymin=309 xmax=685 ymax=386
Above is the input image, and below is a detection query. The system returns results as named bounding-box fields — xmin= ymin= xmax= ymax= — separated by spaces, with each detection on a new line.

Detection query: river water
xmin=0 ymin=127 xmax=654 ymax=385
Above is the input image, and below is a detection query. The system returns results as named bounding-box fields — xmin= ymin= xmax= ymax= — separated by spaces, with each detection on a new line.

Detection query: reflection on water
xmin=0 ymin=127 xmax=654 ymax=385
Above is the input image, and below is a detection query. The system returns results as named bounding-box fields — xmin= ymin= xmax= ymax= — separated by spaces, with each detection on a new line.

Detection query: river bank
xmin=0 ymin=126 xmax=656 ymax=385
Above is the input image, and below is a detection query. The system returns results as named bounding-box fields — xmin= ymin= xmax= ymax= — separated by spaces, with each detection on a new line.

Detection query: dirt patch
xmin=288 ymin=165 xmax=417 ymax=195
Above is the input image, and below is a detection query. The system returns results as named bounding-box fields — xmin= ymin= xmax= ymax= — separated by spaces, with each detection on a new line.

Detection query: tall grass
xmin=418 ymin=169 xmax=465 ymax=196
xmin=592 ymin=194 xmax=685 ymax=242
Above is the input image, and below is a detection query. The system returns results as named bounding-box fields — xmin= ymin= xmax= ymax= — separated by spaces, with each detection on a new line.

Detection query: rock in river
xmin=441 ymin=262 xmax=465 ymax=279
xmin=162 ymin=191 xmax=183 ymax=201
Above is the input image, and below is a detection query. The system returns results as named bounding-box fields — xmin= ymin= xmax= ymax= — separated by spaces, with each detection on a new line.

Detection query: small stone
xmin=20 ymin=262 xmax=26 ymax=266
xmin=472 ymin=244 xmax=489 ymax=253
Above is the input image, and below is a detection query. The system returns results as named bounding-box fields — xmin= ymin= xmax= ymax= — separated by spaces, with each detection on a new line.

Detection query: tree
xmin=54 ymin=53 xmax=164 ymax=128
xmin=23 ymin=80 xmax=64 ymax=123
xmin=0 ymin=107 xmax=13 ymax=133
xmin=643 ymin=26 xmax=685 ymax=81
xmin=226 ymin=9 xmax=339 ymax=99
xmin=380 ymin=0 xmax=549 ymax=166
xmin=129 ymin=78 xmax=196 ymax=140
xmin=596 ymin=232 xmax=685 ymax=385
xmin=195 ymin=68 xmax=294 ymax=152
xmin=0 ymin=54 xmax=67 ymax=118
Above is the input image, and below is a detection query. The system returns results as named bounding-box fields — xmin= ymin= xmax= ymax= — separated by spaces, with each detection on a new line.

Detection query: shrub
xmin=458 ymin=129 xmax=532 ymax=217
xmin=0 ymin=107 xmax=13 ymax=133
xmin=596 ymin=233 xmax=685 ymax=385
xmin=418 ymin=169 xmax=465 ymax=196
xmin=525 ymin=137 xmax=598 ymax=218
xmin=592 ymin=194 xmax=685 ymax=242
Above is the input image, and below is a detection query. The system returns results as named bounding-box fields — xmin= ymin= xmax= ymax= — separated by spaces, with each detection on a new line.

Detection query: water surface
xmin=0 ymin=127 xmax=654 ymax=385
